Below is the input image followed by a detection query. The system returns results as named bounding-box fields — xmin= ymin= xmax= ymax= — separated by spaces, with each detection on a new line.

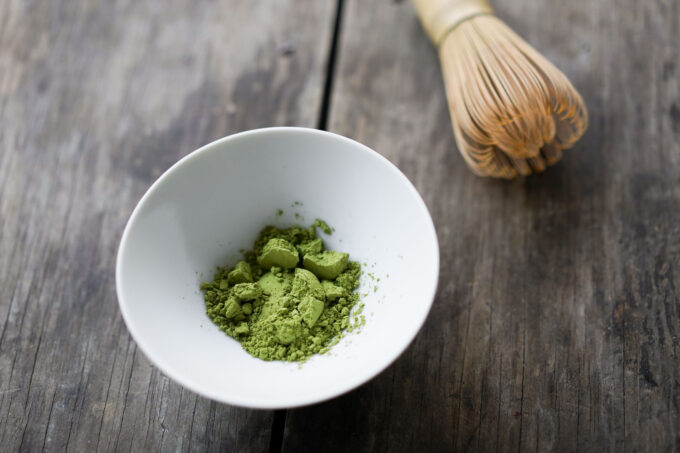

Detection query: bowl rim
xmin=115 ymin=126 xmax=440 ymax=409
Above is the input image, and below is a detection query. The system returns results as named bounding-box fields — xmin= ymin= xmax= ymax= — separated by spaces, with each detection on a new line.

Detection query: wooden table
xmin=2 ymin=0 xmax=679 ymax=451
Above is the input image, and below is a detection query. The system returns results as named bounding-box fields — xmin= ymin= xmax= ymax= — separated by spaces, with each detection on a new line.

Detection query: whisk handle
xmin=412 ymin=0 xmax=493 ymax=46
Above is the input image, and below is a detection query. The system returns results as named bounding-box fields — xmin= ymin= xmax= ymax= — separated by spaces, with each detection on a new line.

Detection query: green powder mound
xmin=200 ymin=221 xmax=362 ymax=362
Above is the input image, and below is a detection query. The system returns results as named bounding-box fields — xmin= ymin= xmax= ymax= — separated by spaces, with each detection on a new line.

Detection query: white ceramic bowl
xmin=116 ymin=127 xmax=439 ymax=408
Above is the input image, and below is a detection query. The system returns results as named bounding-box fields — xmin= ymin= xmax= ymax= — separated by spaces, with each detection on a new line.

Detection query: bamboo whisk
xmin=413 ymin=0 xmax=588 ymax=178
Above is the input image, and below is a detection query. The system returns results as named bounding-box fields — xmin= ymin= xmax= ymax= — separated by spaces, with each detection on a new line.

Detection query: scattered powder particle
xmin=313 ymin=218 xmax=334 ymax=234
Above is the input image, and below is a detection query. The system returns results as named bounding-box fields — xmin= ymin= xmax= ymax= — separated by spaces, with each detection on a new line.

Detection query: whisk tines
xmin=415 ymin=0 xmax=588 ymax=178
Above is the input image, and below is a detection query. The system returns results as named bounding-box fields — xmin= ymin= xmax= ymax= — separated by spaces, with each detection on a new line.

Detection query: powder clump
xmin=303 ymin=250 xmax=349 ymax=280
xmin=257 ymin=238 xmax=299 ymax=269
xmin=200 ymin=221 xmax=362 ymax=362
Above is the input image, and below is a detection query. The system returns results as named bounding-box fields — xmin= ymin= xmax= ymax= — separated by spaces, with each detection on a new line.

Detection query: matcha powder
xmin=200 ymin=220 xmax=363 ymax=362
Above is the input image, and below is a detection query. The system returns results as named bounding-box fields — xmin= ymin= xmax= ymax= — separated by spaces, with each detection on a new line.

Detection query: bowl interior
xmin=116 ymin=128 xmax=439 ymax=408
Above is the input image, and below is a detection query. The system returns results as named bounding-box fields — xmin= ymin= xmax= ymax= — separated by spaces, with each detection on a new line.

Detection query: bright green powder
xmin=200 ymin=220 xmax=362 ymax=362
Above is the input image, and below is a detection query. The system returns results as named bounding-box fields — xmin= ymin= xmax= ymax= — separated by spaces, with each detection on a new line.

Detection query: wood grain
xmin=2 ymin=0 xmax=680 ymax=451
xmin=281 ymin=0 xmax=680 ymax=451
xmin=0 ymin=0 xmax=335 ymax=451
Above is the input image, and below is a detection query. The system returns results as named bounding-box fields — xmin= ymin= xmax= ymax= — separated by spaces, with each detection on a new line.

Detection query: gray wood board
xmin=0 ymin=0 xmax=335 ymax=451
xmin=281 ymin=0 xmax=680 ymax=451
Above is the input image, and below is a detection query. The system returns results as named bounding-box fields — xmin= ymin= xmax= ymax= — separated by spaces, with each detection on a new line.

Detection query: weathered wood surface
xmin=0 ymin=0 xmax=335 ymax=451
xmin=282 ymin=0 xmax=680 ymax=452
xmin=2 ymin=0 xmax=680 ymax=451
